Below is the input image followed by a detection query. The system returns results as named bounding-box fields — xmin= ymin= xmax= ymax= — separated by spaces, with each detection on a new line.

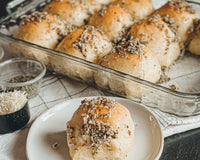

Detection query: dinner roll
xmin=88 ymin=5 xmax=132 ymax=41
xmin=43 ymin=0 xmax=90 ymax=26
xmin=153 ymin=0 xmax=199 ymax=43
xmin=96 ymin=38 xmax=161 ymax=97
xmin=84 ymin=0 xmax=116 ymax=13
xmin=66 ymin=97 xmax=134 ymax=160
xmin=101 ymin=49 xmax=161 ymax=82
xmin=188 ymin=19 xmax=200 ymax=55
xmin=50 ymin=25 xmax=112 ymax=80
xmin=129 ymin=15 xmax=181 ymax=67
xmin=112 ymin=0 xmax=154 ymax=19
xmin=13 ymin=11 xmax=73 ymax=65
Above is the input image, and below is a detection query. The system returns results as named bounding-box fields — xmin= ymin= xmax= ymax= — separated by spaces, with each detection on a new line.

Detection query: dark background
xmin=0 ymin=0 xmax=200 ymax=159
xmin=0 ymin=0 xmax=10 ymax=18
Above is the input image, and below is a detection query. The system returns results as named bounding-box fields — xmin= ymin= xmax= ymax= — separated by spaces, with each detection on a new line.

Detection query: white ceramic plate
xmin=26 ymin=97 xmax=164 ymax=160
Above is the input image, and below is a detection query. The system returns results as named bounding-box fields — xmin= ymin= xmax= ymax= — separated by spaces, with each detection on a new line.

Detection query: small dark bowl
xmin=0 ymin=102 xmax=30 ymax=134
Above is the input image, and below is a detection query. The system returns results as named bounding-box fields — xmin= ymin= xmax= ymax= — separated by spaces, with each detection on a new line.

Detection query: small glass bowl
xmin=0 ymin=57 xmax=46 ymax=98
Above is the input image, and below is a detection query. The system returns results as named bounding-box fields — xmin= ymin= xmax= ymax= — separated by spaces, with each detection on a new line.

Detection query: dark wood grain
xmin=160 ymin=128 xmax=200 ymax=160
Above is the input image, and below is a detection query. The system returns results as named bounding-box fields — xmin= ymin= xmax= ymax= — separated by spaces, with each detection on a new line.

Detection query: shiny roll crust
xmin=50 ymin=25 xmax=112 ymax=80
xmin=66 ymin=97 xmax=135 ymax=160
xmin=112 ymin=0 xmax=154 ymax=19
xmin=43 ymin=0 xmax=90 ymax=26
xmin=88 ymin=5 xmax=132 ymax=41
xmin=129 ymin=15 xmax=181 ymax=67
xmin=101 ymin=38 xmax=161 ymax=83
xmin=153 ymin=0 xmax=199 ymax=43
xmin=13 ymin=11 xmax=73 ymax=65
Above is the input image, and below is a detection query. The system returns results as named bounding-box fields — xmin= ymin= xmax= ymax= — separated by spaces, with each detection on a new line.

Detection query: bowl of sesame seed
xmin=0 ymin=90 xmax=30 ymax=134
xmin=0 ymin=57 xmax=46 ymax=98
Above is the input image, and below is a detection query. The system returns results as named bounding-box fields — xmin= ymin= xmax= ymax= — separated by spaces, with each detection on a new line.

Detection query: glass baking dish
xmin=0 ymin=0 xmax=199 ymax=116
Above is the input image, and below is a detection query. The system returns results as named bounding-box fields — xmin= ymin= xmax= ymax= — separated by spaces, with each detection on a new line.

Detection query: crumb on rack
xmin=170 ymin=85 xmax=179 ymax=91
xmin=51 ymin=142 xmax=60 ymax=150
xmin=157 ymin=66 xmax=171 ymax=83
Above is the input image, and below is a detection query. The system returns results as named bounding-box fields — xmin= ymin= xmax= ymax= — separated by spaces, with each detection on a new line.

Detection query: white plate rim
xmin=26 ymin=96 xmax=164 ymax=160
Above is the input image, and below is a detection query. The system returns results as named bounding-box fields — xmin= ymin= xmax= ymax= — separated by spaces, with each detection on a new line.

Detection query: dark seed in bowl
xmin=9 ymin=75 xmax=34 ymax=83
xmin=7 ymin=75 xmax=39 ymax=98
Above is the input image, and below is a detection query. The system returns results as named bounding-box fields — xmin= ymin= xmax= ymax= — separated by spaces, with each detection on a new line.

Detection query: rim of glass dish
xmin=0 ymin=57 xmax=46 ymax=87
xmin=0 ymin=32 xmax=199 ymax=101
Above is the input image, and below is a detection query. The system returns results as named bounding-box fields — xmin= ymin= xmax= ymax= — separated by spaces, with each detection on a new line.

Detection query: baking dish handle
xmin=6 ymin=0 xmax=50 ymax=18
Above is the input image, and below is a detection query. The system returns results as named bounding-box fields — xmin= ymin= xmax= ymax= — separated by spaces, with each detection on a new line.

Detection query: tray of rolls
xmin=0 ymin=0 xmax=200 ymax=116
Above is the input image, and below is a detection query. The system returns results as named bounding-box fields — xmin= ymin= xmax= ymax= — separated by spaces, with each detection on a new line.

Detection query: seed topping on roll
xmin=162 ymin=15 xmax=177 ymax=36
xmin=159 ymin=0 xmax=196 ymax=38
xmin=168 ymin=0 xmax=196 ymax=13
xmin=147 ymin=15 xmax=179 ymax=43
xmin=72 ymin=25 xmax=104 ymax=57
xmin=153 ymin=0 xmax=199 ymax=43
xmin=20 ymin=11 xmax=76 ymax=36
xmin=112 ymin=35 xmax=146 ymax=57
xmin=20 ymin=11 xmax=48 ymax=25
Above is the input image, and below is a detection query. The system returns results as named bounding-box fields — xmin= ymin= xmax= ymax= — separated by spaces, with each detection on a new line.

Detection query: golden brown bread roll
xmin=153 ymin=0 xmax=199 ymax=43
xmin=188 ymin=19 xmax=200 ymax=55
xmin=66 ymin=97 xmax=134 ymax=160
xmin=101 ymin=37 xmax=161 ymax=82
xmin=50 ymin=25 xmax=112 ymax=80
xmin=112 ymin=0 xmax=154 ymax=19
xmin=84 ymin=0 xmax=116 ymax=13
xmin=56 ymin=25 xmax=112 ymax=63
xmin=43 ymin=0 xmax=90 ymax=26
xmin=95 ymin=38 xmax=161 ymax=97
xmin=13 ymin=11 xmax=73 ymax=65
xmin=129 ymin=15 xmax=181 ymax=67
xmin=88 ymin=5 xmax=132 ymax=41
